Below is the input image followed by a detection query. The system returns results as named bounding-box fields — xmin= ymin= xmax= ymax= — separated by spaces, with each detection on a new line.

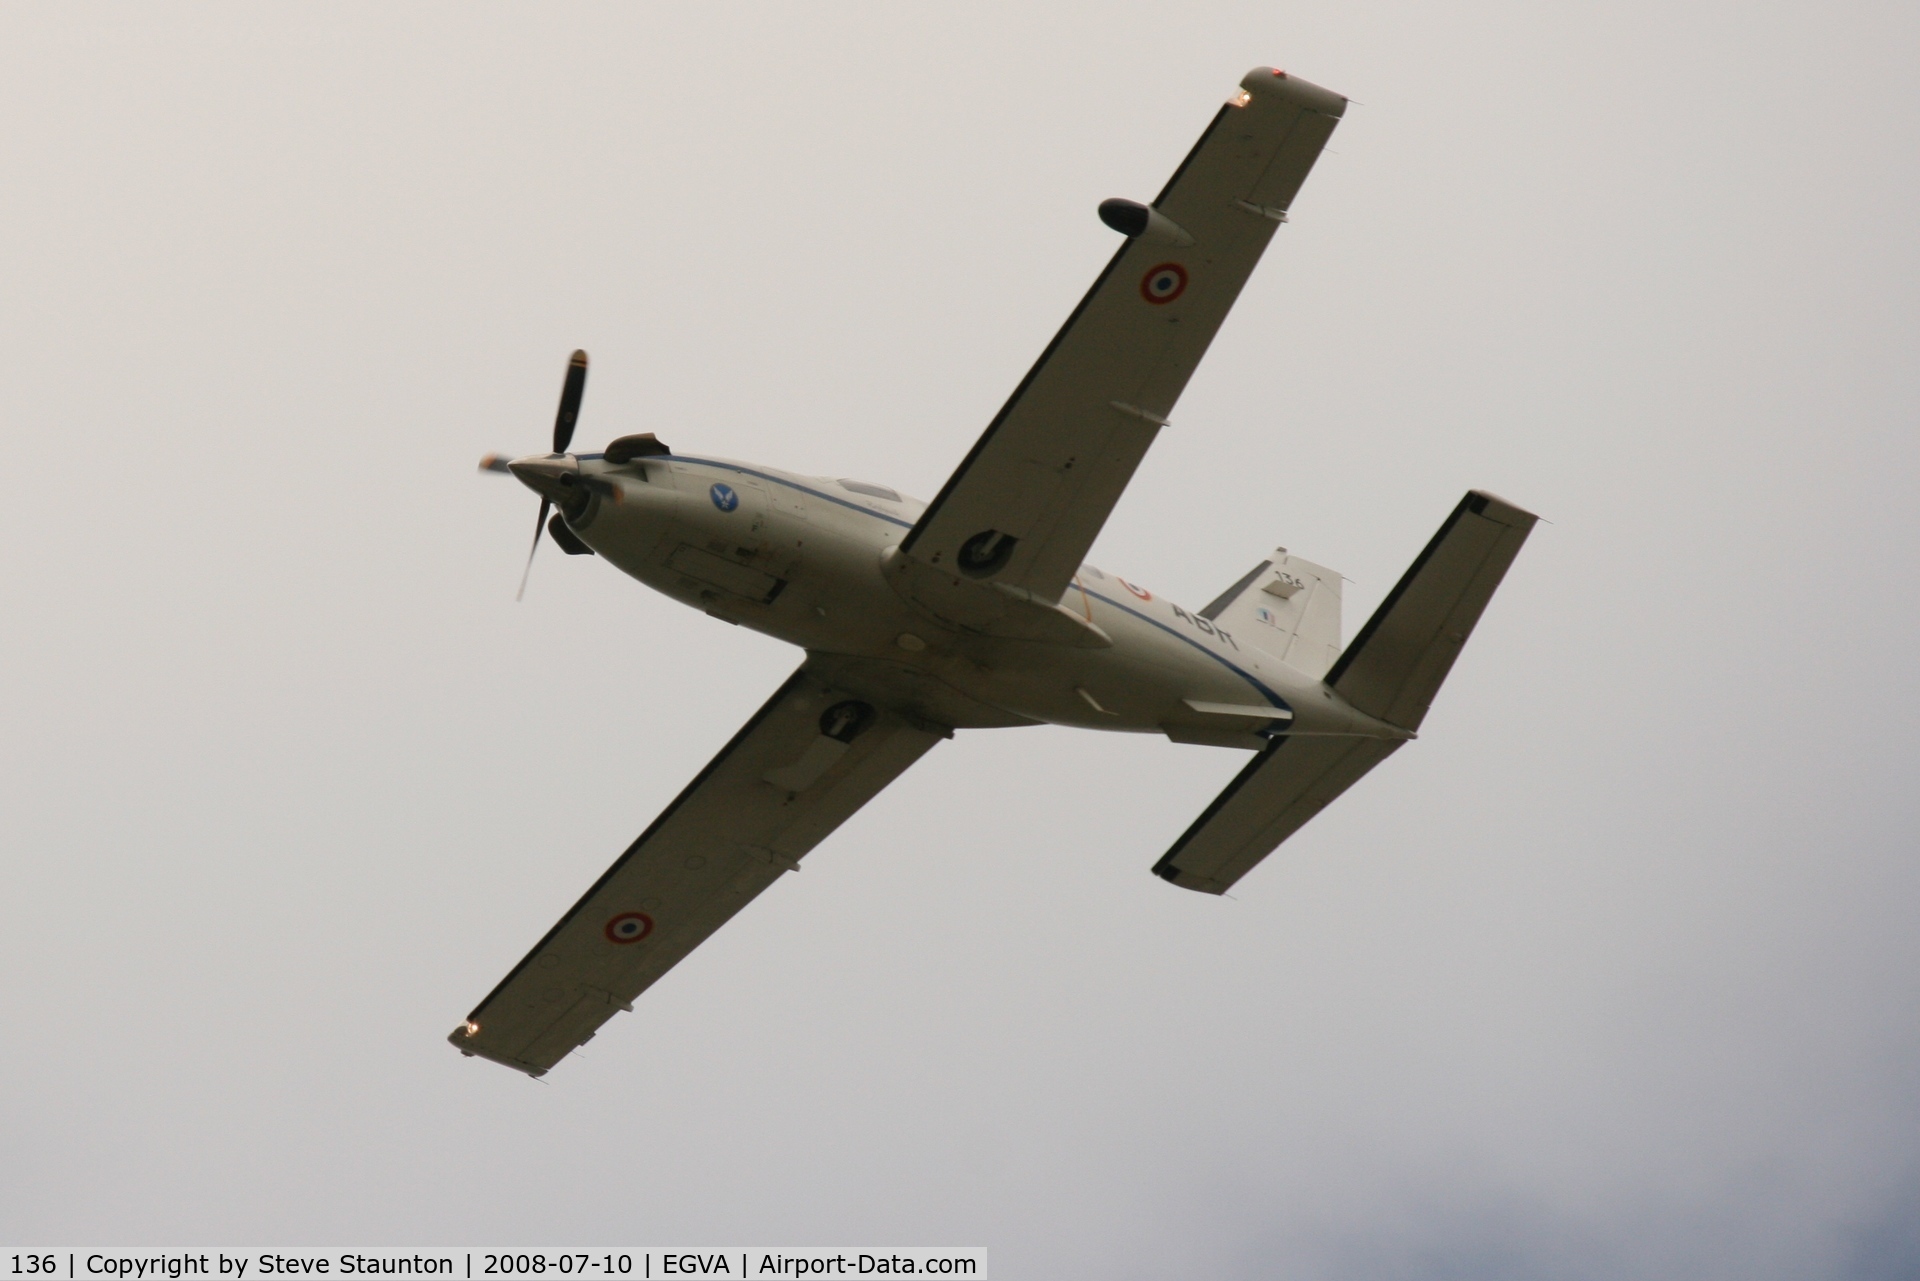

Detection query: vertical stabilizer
xmin=1198 ymin=550 xmax=1344 ymax=678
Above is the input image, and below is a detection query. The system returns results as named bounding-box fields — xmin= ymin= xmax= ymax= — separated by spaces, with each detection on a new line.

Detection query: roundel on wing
xmin=1120 ymin=578 xmax=1152 ymax=601
xmin=1140 ymin=262 xmax=1188 ymax=305
xmin=605 ymin=911 xmax=655 ymax=944
xmin=709 ymin=482 xmax=739 ymax=512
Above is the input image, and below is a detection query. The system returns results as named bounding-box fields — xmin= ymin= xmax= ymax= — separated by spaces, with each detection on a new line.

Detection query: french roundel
xmin=1140 ymin=262 xmax=1188 ymax=305
xmin=604 ymin=911 xmax=654 ymax=944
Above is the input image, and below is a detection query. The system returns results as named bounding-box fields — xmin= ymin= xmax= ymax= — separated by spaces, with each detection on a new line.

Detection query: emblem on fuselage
xmin=709 ymin=483 xmax=739 ymax=512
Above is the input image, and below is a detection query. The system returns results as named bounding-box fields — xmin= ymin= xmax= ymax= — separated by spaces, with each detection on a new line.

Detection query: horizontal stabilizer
xmin=1325 ymin=491 xmax=1536 ymax=731
xmin=1153 ymin=736 xmax=1402 ymax=894
xmin=1153 ymin=490 xmax=1534 ymax=895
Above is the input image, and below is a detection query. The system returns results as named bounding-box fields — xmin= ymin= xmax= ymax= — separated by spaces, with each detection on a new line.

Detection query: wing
xmin=898 ymin=68 xmax=1347 ymax=601
xmin=450 ymin=662 xmax=947 ymax=1076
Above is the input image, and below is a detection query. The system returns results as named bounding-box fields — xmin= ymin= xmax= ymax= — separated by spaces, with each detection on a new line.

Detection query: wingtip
xmin=1239 ymin=66 xmax=1348 ymax=115
xmin=1464 ymin=489 xmax=1540 ymax=527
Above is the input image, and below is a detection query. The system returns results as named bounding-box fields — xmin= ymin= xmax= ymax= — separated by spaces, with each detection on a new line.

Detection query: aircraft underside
xmin=453 ymin=67 xmax=1536 ymax=1077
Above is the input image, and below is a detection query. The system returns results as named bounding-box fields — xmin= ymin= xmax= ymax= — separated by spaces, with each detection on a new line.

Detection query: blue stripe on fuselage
xmin=1078 ymin=585 xmax=1292 ymax=712
xmin=581 ymin=453 xmax=916 ymax=529
xmin=587 ymin=454 xmax=1287 ymax=712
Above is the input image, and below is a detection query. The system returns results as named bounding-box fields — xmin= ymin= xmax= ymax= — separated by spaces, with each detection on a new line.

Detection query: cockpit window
xmin=838 ymin=479 xmax=901 ymax=502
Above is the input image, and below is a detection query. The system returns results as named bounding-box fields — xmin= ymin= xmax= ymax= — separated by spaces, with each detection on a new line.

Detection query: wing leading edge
xmin=899 ymin=69 xmax=1347 ymax=603
xmin=451 ymin=664 xmax=947 ymax=1076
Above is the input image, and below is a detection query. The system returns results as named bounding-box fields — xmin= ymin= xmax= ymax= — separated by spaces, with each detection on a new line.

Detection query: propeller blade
xmin=478 ymin=453 xmax=514 ymax=474
xmin=515 ymin=498 xmax=551 ymax=602
xmin=552 ymin=350 xmax=589 ymax=454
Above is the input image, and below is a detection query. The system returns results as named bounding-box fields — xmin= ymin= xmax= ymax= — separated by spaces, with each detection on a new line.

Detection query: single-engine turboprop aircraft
xmin=453 ymin=67 xmax=1537 ymax=1077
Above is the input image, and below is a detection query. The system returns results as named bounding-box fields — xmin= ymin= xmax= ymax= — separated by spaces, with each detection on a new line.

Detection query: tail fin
xmin=1325 ymin=491 xmax=1537 ymax=732
xmin=1152 ymin=490 xmax=1536 ymax=894
xmin=1198 ymin=550 xmax=1344 ymax=678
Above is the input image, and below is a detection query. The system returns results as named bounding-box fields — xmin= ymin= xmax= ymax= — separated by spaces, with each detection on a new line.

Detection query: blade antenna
xmin=515 ymin=498 xmax=550 ymax=602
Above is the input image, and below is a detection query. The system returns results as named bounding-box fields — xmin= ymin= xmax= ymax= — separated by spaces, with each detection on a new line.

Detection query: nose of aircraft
xmin=507 ymin=453 xmax=582 ymax=504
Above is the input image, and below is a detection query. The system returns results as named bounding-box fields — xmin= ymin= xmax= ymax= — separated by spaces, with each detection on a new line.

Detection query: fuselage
xmin=526 ymin=450 xmax=1381 ymax=748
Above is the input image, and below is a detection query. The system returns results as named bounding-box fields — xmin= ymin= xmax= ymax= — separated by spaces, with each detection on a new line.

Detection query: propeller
xmin=512 ymin=350 xmax=588 ymax=601
xmin=480 ymin=352 xmax=666 ymax=595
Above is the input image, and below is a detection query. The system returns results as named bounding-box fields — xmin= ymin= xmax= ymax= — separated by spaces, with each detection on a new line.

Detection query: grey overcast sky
xmin=3 ymin=3 xmax=1917 ymax=1277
